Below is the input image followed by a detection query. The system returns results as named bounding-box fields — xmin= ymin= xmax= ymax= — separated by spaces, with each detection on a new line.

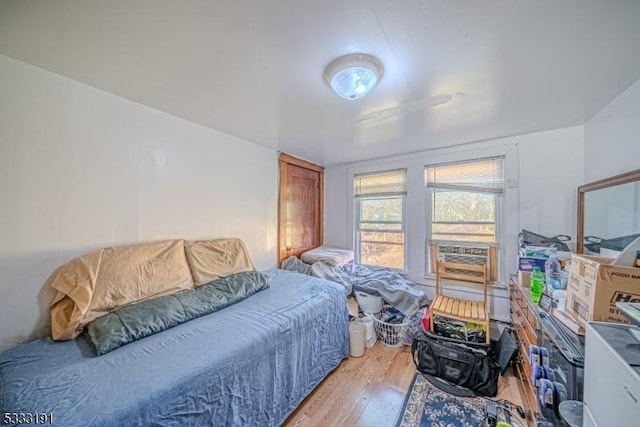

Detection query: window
xmin=354 ymin=169 xmax=407 ymax=270
xmin=425 ymin=157 xmax=505 ymax=279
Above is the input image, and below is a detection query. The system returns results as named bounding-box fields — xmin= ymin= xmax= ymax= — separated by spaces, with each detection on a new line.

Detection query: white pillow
xmin=301 ymin=246 xmax=354 ymax=267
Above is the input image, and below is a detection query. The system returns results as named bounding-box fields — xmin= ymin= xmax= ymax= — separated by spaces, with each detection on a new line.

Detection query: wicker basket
xmin=372 ymin=307 xmax=409 ymax=347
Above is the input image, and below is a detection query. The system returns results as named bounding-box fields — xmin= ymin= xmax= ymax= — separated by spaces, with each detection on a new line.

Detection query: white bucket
xmin=355 ymin=291 xmax=383 ymax=314
xmin=349 ymin=319 xmax=366 ymax=357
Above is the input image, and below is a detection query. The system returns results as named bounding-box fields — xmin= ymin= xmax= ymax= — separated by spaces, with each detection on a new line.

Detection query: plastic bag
xmin=520 ymin=229 xmax=571 ymax=252
xmin=361 ymin=314 xmax=377 ymax=348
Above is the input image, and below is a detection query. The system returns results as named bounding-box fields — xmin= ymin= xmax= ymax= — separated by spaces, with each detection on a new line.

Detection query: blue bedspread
xmin=0 ymin=270 xmax=349 ymax=426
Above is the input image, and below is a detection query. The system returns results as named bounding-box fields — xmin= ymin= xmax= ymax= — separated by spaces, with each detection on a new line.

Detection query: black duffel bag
xmin=411 ymin=331 xmax=499 ymax=397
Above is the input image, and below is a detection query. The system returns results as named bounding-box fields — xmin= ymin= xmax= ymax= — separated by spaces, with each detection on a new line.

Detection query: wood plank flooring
xmin=283 ymin=342 xmax=528 ymax=427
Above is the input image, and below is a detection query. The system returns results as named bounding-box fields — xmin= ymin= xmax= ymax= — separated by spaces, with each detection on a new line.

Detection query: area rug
xmin=395 ymin=373 xmax=486 ymax=427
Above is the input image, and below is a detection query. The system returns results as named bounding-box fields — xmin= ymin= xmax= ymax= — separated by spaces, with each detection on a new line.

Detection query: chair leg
xmin=485 ymin=320 xmax=490 ymax=343
xmin=429 ymin=310 xmax=434 ymax=333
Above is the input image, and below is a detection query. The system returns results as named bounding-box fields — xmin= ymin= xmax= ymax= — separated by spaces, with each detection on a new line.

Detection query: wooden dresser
xmin=509 ymin=276 xmax=541 ymax=426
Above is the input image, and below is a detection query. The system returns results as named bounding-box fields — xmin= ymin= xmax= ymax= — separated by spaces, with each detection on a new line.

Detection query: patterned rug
xmin=396 ymin=373 xmax=487 ymax=427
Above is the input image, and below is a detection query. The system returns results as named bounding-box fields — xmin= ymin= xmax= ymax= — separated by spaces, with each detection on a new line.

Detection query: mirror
xmin=577 ymin=169 xmax=640 ymax=255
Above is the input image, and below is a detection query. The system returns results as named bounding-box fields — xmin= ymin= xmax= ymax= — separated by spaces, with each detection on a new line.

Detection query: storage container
xmin=372 ymin=307 xmax=408 ymax=347
xmin=355 ymin=290 xmax=383 ymax=314
xmin=349 ymin=319 xmax=366 ymax=357
xmin=565 ymin=254 xmax=640 ymax=327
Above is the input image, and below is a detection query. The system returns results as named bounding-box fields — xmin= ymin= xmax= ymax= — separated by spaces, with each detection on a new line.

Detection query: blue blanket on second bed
xmin=0 ymin=270 xmax=349 ymax=427
xmin=282 ymin=256 xmax=427 ymax=316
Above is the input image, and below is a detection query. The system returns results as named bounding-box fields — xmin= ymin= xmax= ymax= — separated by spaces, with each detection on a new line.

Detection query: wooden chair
xmin=430 ymin=261 xmax=490 ymax=343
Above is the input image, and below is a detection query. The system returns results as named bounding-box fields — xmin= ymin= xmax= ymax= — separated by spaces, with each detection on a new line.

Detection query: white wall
xmin=585 ymin=77 xmax=640 ymax=182
xmin=0 ymin=55 xmax=278 ymax=351
xmin=325 ymin=126 xmax=584 ymax=321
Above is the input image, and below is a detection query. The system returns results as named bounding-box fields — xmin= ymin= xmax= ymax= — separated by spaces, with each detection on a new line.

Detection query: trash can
xmin=349 ymin=318 xmax=366 ymax=357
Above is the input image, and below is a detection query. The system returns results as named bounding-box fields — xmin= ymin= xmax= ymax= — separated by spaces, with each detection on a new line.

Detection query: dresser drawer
xmin=511 ymin=303 xmax=537 ymax=346
xmin=509 ymin=276 xmax=541 ymax=425
xmin=510 ymin=284 xmax=538 ymax=344
xmin=514 ymin=352 xmax=539 ymax=426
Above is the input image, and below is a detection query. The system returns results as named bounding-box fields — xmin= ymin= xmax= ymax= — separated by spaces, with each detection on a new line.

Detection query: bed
xmin=0 ymin=268 xmax=349 ymax=426
xmin=282 ymin=252 xmax=427 ymax=318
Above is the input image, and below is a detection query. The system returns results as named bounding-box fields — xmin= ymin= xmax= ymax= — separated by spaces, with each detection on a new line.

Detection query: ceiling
xmin=2 ymin=1 xmax=640 ymax=167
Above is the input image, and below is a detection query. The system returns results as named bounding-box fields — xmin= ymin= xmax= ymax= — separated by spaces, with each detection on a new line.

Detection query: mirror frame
xmin=577 ymin=168 xmax=640 ymax=254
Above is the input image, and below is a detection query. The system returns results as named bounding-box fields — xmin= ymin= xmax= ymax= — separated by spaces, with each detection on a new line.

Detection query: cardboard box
xmin=518 ymin=256 xmax=547 ymax=272
xmin=518 ymin=270 xmax=531 ymax=287
xmin=565 ymin=254 xmax=640 ymax=327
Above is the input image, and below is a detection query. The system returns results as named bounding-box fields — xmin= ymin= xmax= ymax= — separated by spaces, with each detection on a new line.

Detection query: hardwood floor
xmin=283 ymin=342 xmax=528 ymax=427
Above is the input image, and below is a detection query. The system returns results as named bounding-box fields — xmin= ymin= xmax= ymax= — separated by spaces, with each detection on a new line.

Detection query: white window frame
xmin=424 ymin=157 xmax=506 ymax=282
xmin=355 ymin=194 xmax=407 ymax=272
xmin=352 ymin=168 xmax=408 ymax=272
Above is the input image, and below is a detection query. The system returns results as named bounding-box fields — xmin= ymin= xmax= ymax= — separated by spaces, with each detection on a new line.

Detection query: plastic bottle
xmin=530 ymin=266 xmax=544 ymax=304
xmin=544 ymin=248 xmax=562 ymax=290
xmin=349 ymin=318 xmax=366 ymax=357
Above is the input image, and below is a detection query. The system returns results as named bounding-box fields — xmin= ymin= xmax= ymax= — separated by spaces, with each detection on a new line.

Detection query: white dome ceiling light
xmin=324 ymin=54 xmax=384 ymax=100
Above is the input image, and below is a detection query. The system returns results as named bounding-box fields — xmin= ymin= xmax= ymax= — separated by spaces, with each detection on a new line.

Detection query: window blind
xmin=425 ymin=157 xmax=505 ymax=194
xmin=354 ymin=169 xmax=407 ymax=197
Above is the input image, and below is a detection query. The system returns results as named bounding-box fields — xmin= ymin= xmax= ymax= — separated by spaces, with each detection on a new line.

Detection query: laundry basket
xmin=372 ymin=307 xmax=409 ymax=347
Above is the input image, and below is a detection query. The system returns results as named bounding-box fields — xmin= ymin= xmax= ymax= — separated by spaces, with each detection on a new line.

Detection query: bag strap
xmin=421 ymin=329 xmax=490 ymax=351
xmin=422 ymin=373 xmax=477 ymax=398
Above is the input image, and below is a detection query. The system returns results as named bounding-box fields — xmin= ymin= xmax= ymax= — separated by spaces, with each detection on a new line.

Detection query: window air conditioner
xmin=430 ymin=242 xmax=498 ymax=282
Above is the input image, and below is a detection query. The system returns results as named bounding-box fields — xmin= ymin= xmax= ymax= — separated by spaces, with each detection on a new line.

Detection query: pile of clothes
xmin=281 ymin=255 xmax=428 ymax=318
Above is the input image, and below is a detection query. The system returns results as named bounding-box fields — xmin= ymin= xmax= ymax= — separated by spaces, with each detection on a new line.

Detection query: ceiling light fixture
xmin=324 ymin=54 xmax=384 ymax=100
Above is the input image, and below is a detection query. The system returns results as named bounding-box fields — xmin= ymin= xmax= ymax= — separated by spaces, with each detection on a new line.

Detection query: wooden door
xmin=278 ymin=153 xmax=324 ymax=265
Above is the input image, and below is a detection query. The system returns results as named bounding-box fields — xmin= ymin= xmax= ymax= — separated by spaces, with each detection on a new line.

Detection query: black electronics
xmin=538 ymin=292 xmax=553 ymax=313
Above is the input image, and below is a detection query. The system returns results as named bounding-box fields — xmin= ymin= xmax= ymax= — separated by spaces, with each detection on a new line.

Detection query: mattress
xmin=300 ymin=245 xmax=354 ymax=267
xmin=0 ymin=270 xmax=349 ymax=427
